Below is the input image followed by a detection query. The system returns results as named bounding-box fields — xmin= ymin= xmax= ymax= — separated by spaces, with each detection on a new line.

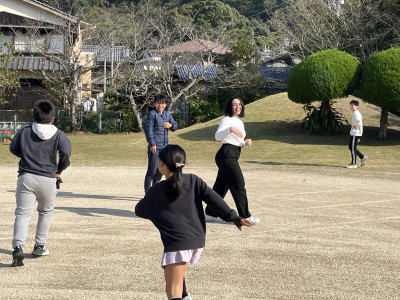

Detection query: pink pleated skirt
xmin=161 ymin=248 xmax=204 ymax=268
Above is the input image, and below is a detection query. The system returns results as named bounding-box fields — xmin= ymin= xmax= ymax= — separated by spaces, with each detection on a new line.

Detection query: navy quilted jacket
xmin=144 ymin=109 xmax=178 ymax=149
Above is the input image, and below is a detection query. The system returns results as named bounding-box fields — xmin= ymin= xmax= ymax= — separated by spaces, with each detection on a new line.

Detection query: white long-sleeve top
xmin=215 ymin=116 xmax=246 ymax=147
xmin=350 ymin=110 xmax=363 ymax=136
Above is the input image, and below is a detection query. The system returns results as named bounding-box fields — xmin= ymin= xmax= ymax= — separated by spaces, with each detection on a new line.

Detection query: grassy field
xmin=1 ymin=92 xmax=400 ymax=171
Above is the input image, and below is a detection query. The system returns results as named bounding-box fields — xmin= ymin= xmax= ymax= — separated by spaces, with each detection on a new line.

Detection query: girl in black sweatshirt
xmin=135 ymin=144 xmax=251 ymax=300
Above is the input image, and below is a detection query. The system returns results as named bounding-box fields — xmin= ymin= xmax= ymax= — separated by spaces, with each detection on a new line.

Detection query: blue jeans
xmin=144 ymin=148 xmax=163 ymax=192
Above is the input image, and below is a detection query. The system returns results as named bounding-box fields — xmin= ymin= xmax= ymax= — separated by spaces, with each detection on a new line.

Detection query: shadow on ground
xmin=56 ymin=206 xmax=135 ymax=218
xmin=179 ymin=121 xmax=400 ymax=146
xmin=0 ymin=248 xmax=37 ymax=268
xmin=5 ymin=191 xmax=141 ymax=202
xmin=57 ymin=192 xmax=140 ymax=201
xmin=244 ymin=160 xmax=344 ymax=168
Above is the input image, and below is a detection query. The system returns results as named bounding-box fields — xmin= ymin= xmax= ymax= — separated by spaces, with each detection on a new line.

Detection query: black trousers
xmin=205 ymin=144 xmax=251 ymax=218
xmin=349 ymin=136 xmax=364 ymax=164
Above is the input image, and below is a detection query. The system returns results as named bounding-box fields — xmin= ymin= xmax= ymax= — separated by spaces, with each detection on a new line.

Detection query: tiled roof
xmin=22 ymin=0 xmax=78 ymax=22
xmin=176 ymin=65 xmax=291 ymax=83
xmin=258 ymin=66 xmax=291 ymax=83
xmin=7 ymin=56 xmax=63 ymax=71
xmin=155 ymin=39 xmax=230 ymax=55
xmin=82 ymin=45 xmax=130 ymax=62
xmin=176 ymin=65 xmax=220 ymax=81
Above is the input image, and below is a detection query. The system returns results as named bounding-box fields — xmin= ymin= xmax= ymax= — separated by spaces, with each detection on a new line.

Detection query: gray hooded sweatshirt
xmin=10 ymin=123 xmax=71 ymax=178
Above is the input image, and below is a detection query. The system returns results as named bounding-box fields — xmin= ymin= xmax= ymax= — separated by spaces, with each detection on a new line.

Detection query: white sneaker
xmin=245 ymin=216 xmax=260 ymax=225
xmin=32 ymin=244 xmax=49 ymax=256
xmin=183 ymin=293 xmax=193 ymax=300
xmin=345 ymin=164 xmax=357 ymax=169
xmin=361 ymin=156 xmax=368 ymax=166
xmin=205 ymin=215 xmax=224 ymax=223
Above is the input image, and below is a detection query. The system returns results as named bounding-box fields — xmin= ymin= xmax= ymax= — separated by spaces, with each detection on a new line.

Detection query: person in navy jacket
xmin=144 ymin=94 xmax=178 ymax=192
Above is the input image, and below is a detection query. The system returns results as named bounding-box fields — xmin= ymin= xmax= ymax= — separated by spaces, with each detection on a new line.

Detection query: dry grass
xmin=1 ymin=92 xmax=400 ymax=171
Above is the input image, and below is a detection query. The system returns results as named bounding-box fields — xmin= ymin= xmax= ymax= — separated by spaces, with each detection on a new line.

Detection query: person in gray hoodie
xmin=9 ymin=100 xmax=71 ymax=267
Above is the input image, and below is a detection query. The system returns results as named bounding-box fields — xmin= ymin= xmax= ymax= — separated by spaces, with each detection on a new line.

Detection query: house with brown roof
xmin=0 ymin=0 xmax=93 ymax=112
xmin=137 ymin=39 xmax=230 ymax=71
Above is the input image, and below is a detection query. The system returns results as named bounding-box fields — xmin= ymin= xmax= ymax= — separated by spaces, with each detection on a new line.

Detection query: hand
xmin=357 ymin=138 xmax=361 ymax=143
xmin=56 ymin=171 xmax=62 ymax=176
xmin=354 ymin=125 xmax=360 ymax=129
xmin=150 ymin=145 xmax=157 ymax=153
xmin=229 ymin=126 xmax=243 ymax=138
xmin=164 ymin=122 xmax=172 ymax=129
xmin=238 ymin=218 xmax=252 ymax=231
xmin=245 ymin=139 xmax=252 ymax=147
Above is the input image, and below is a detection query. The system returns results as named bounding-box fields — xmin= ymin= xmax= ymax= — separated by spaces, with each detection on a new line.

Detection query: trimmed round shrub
xmin=288 ymin=49 xmax=361 ymax=104
xmin=361 ymin=47 xmax=400 ymax=109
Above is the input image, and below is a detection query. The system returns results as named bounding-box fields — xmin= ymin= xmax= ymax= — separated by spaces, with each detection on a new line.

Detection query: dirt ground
xmin=0 ymin=163 xmax=399 ymax=300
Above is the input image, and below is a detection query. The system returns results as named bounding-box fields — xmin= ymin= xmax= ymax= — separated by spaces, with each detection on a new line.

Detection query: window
xmin=14 ymin=34 xmax=44 ymax=53
xmin=14 ymin=33 xmax=64 ymax=54
xmin=0 ymin=34 xmax=13 ymax=54
xmin=46 ymin=34 xmax=64 ymax=54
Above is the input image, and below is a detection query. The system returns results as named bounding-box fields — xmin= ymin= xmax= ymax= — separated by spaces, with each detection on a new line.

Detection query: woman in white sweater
xmin=205 ymin=97 xmax=260 ymax=225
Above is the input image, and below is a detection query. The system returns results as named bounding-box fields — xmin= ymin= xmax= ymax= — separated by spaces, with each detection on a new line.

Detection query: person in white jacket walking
xmin=204 ymin=97 xmax=260 ymax=225
xmin=346 ymin=100 xmax=368 ymax=168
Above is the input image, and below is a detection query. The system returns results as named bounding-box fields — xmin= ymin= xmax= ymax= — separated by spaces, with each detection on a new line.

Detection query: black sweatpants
xmin=349 ymin=135 xmax=364 ymax=165
xmin=205 ymin=144 xmax=251 ymax=218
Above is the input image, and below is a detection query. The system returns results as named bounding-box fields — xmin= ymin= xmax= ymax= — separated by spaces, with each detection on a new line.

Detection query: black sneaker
xmin=32 ymin=244 xmax=50 ymax=257
xmin=11 ymin=246 xmax=24 ymax=267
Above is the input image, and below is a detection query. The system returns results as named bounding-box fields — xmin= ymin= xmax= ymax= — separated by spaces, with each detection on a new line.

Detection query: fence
xmin=1 ymin=108 xmax=190 ymax=134
xmin=0 ymin=109 xmax=125 ymax=134
xmin=56 ymin=110 xmax=126 ymax=133
xmin=0 ymin=110 xmax=33 ymax=133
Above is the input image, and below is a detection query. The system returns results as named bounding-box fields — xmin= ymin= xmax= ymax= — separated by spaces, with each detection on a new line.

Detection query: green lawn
xmin=2 ymin=93 xmax=400 ymax=171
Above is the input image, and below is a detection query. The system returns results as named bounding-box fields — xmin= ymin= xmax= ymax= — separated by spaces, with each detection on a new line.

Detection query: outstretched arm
xmin=238 ymin=218 xmax=252 ymax=231
xmin=197 ymin=176 xmax=251 ymax=229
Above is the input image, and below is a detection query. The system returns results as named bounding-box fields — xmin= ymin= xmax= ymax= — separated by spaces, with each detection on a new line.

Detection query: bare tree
xmin=91 ymin=1 xmax=233 ymax=131
xmin=8 ymin=14 xmax=96 ymax=131
xmin=49 ymin=21 xmax=94 ymax=131
xmin=273 ymin=0 xmax=400 ymax=62
xmin=339 ymin=0 xmax=400 ymax=62
xmin=136 ymin=6 xmax=230 ymax=111
xmin=0 ymin=37 xmax=20 ymax=105
xmin=88 ymin=2 xmax=162 ymax=131
xmin=84 ymin=0 xmax=267 ymax=132
xmin=272 ymin=0 xmax=341 ymax=59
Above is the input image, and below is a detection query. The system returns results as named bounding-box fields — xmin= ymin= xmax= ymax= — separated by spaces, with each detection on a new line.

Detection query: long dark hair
xmin=159 ymin=144 xmax=186 ymax=197
xmin=224 ymin=96 xmax=245 ymax=118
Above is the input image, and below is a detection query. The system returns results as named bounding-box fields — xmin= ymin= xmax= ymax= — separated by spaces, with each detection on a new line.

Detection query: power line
xmin=244 ymin=0 xmax=292 ymax=19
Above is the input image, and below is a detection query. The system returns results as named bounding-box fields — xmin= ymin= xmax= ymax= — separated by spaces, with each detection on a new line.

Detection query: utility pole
xmin=111 ymin=39 xmax=114 ymax=90
xmin=328 ymin=0 xmax=343 ymax=16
